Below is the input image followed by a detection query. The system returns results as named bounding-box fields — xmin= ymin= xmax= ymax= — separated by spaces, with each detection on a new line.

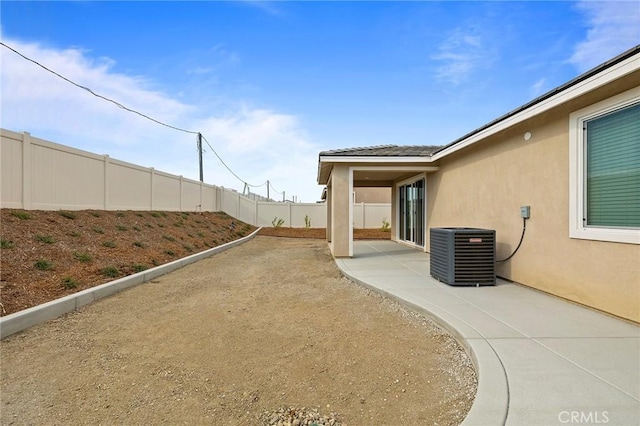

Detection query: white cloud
xmin=569 ymin=0 xmax=640 ymax=72
xmin=530 ymin=78 xmax=547 ymax=98
xmin=0 ymin=37 xmax=323 ymax=202
xmin=432 ymin=27 xmax=493 ymax=85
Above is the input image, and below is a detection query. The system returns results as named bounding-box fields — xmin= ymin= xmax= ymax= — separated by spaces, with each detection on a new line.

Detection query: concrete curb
xmin=0 ymin=228 xmax=262 ymax=340
xmin=336 ymin=267 xmax=509 ymax=426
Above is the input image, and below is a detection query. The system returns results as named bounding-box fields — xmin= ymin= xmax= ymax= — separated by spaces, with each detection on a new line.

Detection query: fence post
xmin=361 ymin=202 xmax=366 ymax=228
xmin=104 ymin=154 xmax=110 ymax=210
xmin=150 ymin=167 xmax=155 ymax=211
xmin=179 ymin=175 xmax=184 ymax=212
xmin=22 ymin=132 xmax=32 ymax=210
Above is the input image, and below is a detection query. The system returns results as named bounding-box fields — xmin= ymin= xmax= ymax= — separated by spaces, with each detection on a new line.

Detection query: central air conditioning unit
xmin=430 ymin=228 xmax=496 ymax=286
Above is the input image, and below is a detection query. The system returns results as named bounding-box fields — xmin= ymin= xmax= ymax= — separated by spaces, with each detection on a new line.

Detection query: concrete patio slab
xmin=335 ymin=240 xmax=640 ymax=426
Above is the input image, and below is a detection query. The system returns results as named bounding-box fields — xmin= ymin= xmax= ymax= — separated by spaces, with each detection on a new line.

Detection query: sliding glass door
xmin=398 ymin=178 xmax=425 ymax=246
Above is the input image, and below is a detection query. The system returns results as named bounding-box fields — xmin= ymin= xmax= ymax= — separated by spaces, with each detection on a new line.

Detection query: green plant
xmin=381 ymin=217 xmax=391 ymax=232
xmin=164 ymin=250 xmax=176 ymax=257
xmin=116 ymin=212 xmax=125 ymax=218
xmin=93 ymin=227 xmax=105 ymax=234
xmin=102 ymin=241 xmax=116 ymax=248
xmin=272 ymin=217 xmax=285 ymax=228
xmin=116 ymin=225 xmax=128 ymax=231
xmin=11 ymin=211 xmax=30 ymax=220
xmin=89 ymin=211 xmax=101 ymax=218
xmin=135 ymin=212 xmax=144 ymax=217
xmin=61 ymin=277 xmax=79 ymax=289
xmin=133 ymin=225 xmax=141 ymax=231
xmin=132 ymin=264 xmax=147 ymax=273
xmin=145 ymin=223 xmax=154 ymax=228
xmin=157 ymin=223 xmax=165 ymax=228
xmin=197 ymin=232 xmax=205 ymax=238
xmin=133 ymin=241 xmax=146 ymax=248
xmin=150 ymin=211 xmax=161 ymax=218
xmin=173 ymin=221 xmax=184 ymax=227
xmin=73 ymin=252 xmax=93 ymax=262
xmin=183 ymin=244 xmax=193 ymax=252
xmin=59 ymin=210 xmax=76 ymax=220
xmin=102 ymin=266 xmax=119 ymax=278
xmin=162 ymin=235 xmax=176 ymax=242
xmin=304 ymin=215 xmax=311 ymax=229
xmin=1 ymin=239 xmax=14 ymax=249
xmin=35 ymin=234 xmax=55 ymax=244
xmin=68 ymin=231 xmax=81 ymax=238
xmin=35 ymin=259 xmax=53 ymax=271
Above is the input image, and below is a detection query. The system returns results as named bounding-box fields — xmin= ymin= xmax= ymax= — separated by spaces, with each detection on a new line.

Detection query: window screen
xmin=585 ymin=102 xmax=640 ymax=228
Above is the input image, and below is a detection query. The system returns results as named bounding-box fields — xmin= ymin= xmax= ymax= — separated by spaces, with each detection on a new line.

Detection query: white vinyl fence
xmin=1 ymin=129 xmax=389 ymax=228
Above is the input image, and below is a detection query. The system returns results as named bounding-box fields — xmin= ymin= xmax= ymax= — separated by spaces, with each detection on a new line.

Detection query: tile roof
xmin=320 ymin=144 xmax=441 ymax=157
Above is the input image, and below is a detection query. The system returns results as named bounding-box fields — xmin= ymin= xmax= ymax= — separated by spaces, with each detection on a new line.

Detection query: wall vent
xmin=430 ymin=228 xmax=496 ymax=286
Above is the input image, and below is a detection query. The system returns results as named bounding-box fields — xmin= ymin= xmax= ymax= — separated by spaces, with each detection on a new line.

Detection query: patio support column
xmin=390 ymin=184 xmax=397 ymax=242
xmin=330 ymin=164 xmax=351 ymax=257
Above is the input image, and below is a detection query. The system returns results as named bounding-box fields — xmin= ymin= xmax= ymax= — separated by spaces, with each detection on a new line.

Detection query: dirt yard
xmin=0 ymin=209 xmax=388 ymax=316
xmin=0 ymin=235 xmax=476 ymax=425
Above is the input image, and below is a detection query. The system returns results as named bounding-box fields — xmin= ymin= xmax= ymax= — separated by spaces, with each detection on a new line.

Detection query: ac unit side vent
xmin=430 ymin=227 xmax=496 ymax=286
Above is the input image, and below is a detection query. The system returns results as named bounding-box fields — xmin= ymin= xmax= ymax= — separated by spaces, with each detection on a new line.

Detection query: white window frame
xmin=569 ymin=87 xmax=640 ymax=245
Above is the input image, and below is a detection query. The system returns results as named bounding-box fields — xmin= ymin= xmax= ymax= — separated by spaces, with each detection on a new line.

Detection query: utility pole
xmin=267 ymin=180 xmax=270 ymax=201
xmin=197 ymin=133 xmax=203 ymax=182
xmin=283 ymin=191 xmax=285 ymax=202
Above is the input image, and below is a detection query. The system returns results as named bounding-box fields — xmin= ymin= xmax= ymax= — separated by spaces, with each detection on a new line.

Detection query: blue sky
xmin=1 ymin=1 xmax=639 ymax=202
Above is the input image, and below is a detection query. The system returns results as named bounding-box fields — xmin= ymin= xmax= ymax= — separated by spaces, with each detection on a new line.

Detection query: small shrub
xmin=164 ymin=250 xmax=176 ymax=257
xmin=145 ymin=223 xmax=154 ymax=228
xmin=162 ymin=235 xmax=176 ymax=242
xmin=133 ymin=241 xmax=146 ymax=248
xmin=173 ymin=221 xmax=184 ymax=227
xmin=90 ymin=211 xmax=102 ymax=218
xmin=102 ymin=266 xmax=119 ymax=278
xmin=157 ymin=223 xmax=165 ymax=228
xmin=73 ymin=252 xmax=92 ymax=262
xmin=304 ymin=215 xmax=311 ymax=229
xmin=116 ymin=212 xmax=125 ymax=218
xmin=102 ymin=241 xmax=116 ymax=248
xmin=151 ymin=259 xmax=159 ymax=266
xmin=35 ymin=234 xmax=55 ymax=244
xmin=62 ymin=277 xmax=79 ymax=289
xmin=132 ymin=264 xmax=147 ymax=273
xmin=93 ymin=227 xmax=105 ymax=234
xmin=187 ymin=233 xmax=194 ymax=238
xmin=381 ymin=217 xmax=391 ymax=232
xmin=11 ymin=211 xmax=30 ymax=220
xmin=135 ymin=212 xmax=144 ymax=217
xmin=59 ymin=210 xmax=76 ymax=220
xmin=116 ymin=225 xmax=128 ymax=231
xmin=1 ymin=239 xmax=14 ymax=249
xmin=197 ymin=232 xmax=205 ymax=238
xmin=35 ymin=259 xmax=53 ymax=271
xmin=183 ymin=245 xmax=193 ymax=252
xmin=150 ymin=212 xmax=161 ymax=218
xmin=272 ymin=217 xmax=285 ymax=228
xmin=133 ymin=225 xmax=141 ymax=231
xmin=68 ymin=231 xmax=81 ymax=238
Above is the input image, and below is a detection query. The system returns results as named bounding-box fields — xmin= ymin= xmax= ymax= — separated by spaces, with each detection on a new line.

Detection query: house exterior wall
xmin=354 ymin=187 xmax=390 ymax=203
xmin=426 ymin=87 xmax=640 ymax=323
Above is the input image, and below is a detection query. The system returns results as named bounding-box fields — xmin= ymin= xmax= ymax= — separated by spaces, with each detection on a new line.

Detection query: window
xmin=569 ymin=88 xmax=640 ymax=244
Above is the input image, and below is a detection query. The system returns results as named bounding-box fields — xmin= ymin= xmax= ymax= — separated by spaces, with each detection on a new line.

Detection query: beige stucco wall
xmin=330 ymin=165 xmax=351 ymax=257
xmin=426 ymin=91 xmax=640 ymax=323
xmin=354 ymin=187 xmax=390 ymax=203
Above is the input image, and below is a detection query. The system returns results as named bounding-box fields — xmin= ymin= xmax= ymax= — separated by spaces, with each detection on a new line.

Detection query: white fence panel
xmin=290 ymin=203 xmax=326 ymax=228
xmin=31 ymin=136 xmax=105 ymax=210
xmin=1 ymin=129 xmax=24 ymax=208
xmin=182 ymin=179 xmax=203 ymax=212
xmin=239 ymin=196 xmax=257 ymax=225
xmin=353 ymin=203 xmax=391 ymax=229
xmin=257 ymin=202 xmax=290 ymax=227
xmin=109 ymin=159 xmax=151 ymax=210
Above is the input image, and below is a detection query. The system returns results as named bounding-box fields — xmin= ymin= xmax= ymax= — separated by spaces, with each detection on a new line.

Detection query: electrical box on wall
xmin=521 ymin=206 xmax=531 ymax=219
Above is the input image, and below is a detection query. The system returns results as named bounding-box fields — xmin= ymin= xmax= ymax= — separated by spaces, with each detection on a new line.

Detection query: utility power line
xmin=1 ymin=41 xmax=288 ymax=198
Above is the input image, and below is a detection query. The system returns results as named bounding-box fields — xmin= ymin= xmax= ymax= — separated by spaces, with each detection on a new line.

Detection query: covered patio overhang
xmin=317 ymin=146 xmax=440 ymax=257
